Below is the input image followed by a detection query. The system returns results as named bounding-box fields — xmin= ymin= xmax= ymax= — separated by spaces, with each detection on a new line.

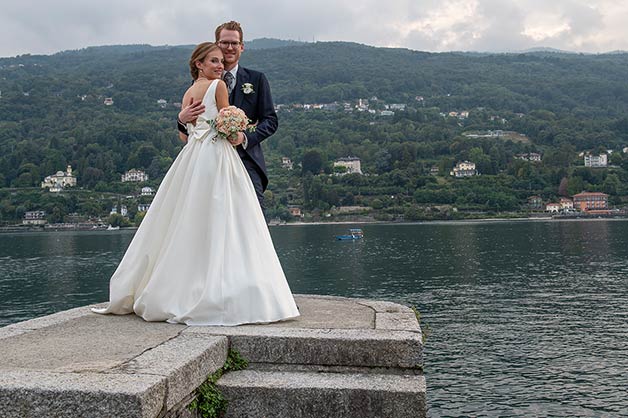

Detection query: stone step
xmin=187 ymin=327 xmax=422 ymax=370
xmin=0 ymin=295 xmax=426 ymax=417
xmin=217 ymin=370 xmax=426 ymax=418
xmin=184 ymin=295 xmax=423 ymax=371
xmin=0 ymin=312 xmax=229 ymax=418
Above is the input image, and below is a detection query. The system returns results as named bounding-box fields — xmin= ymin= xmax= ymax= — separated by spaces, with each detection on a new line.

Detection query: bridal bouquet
xmin=213 ymin=106 xmax=254 ymax=140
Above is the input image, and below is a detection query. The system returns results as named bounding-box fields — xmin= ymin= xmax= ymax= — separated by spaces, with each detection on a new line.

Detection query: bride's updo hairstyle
xmin=189 ymin=42 xmax=220 ymax=80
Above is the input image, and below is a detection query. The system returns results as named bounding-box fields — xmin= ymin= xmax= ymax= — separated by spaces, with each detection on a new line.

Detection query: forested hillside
xmin=1 ymin=41 xmax=627 ymax=223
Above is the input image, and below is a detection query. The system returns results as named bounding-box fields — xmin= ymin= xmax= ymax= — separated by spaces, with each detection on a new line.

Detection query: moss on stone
xmin=189 ymin=349 xmax=249 ymax=418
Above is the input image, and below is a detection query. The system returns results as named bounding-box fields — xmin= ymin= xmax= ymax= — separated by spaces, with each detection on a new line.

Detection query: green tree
xmin=82 ymin=167 xmax=105 ymax=189
xmin=108 ymin=213 xmax=131 ymax=227
xmin=14 ymin=173 xmax=34 ymax=188
xmin=602 ymin=173 xmax=620 ymax=195
xmin=301 ymin=150 xmax=324 ymax=175
xmin=134 ymin=211 xmax=146 ymax=227
xmin=567 ymin=176 xmax=585 ymax=196
xmin=128 ymin=144 xmax=159 ymax=169
xmin=374 ymin=149 xmax=392 ymax=173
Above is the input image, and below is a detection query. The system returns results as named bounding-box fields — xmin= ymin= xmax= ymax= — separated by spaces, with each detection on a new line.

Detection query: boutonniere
xmin=242 ymin=83 xmax=255 ymax=94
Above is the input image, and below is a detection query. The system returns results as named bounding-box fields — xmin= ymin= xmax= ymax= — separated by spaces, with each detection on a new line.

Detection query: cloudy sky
xmin=1 ymin=0 xmax=628 ymax=57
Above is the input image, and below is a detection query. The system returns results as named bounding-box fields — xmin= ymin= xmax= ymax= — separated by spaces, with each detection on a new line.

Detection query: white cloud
xmin=1 ymin=0 xmax=628 ymax=57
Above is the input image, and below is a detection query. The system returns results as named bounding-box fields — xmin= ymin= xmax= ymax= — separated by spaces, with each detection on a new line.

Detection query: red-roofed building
xmin=572 ymin=192 xmax=608 ymax=211
xmin=288 ymin=206 xmax=303 ymax=218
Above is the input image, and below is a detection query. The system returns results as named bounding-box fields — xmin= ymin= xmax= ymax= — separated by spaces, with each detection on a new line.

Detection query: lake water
xmin=1 ymin=220 xmax=627 ymax=417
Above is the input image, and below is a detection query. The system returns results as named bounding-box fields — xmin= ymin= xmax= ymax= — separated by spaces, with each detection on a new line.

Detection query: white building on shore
xmin=546 ymin=203 xmax=561 ymax=213
xmin=23 ymin=211 xmax=47 ymax=225
xmin=559 ymin=197 xmax=574 ymax=210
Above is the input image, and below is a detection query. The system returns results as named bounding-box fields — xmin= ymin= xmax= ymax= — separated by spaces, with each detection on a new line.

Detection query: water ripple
xmin=1 ymin=222 xmax=628 ymax=416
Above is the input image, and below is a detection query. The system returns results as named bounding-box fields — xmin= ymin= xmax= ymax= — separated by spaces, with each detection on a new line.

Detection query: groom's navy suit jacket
xmin=230 ymin=66 xmax=278 ymax=192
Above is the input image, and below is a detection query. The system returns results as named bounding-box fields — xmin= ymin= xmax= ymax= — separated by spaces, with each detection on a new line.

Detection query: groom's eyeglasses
xmin=218 ymin=41 xmax=241 ymax=48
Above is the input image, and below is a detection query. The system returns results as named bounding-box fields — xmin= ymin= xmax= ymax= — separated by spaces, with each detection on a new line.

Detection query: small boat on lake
xmin=335 ymin=228 xmax=364 ymax=241
xmin=106 ymin=225 xmax=120 ymax=231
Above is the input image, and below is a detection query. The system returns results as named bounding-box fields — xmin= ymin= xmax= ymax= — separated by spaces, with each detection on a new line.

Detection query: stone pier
xmin=0 ymin=295 xmax=425 ymax=417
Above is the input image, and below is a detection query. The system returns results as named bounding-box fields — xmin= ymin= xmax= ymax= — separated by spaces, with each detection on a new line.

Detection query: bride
xmin=93 ymin=42 xmax=299 ymax=326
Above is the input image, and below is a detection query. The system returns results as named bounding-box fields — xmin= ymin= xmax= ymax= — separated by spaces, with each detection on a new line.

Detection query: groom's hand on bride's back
xmin=178 ymin=97 xmax=206 ymax=124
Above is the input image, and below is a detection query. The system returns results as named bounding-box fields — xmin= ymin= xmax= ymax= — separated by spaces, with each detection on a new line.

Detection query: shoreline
xmin=276 ymin=216 xmax=628 ymax=227
xmin=0 ymin=225 xmax=138 ymax=234
xmin=1 ymin=215 xmax=627 ymax=234
xmin=271 ymin=214 xmax=628 ymax=227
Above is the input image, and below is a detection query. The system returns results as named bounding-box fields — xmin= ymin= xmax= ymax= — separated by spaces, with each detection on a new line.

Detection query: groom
xmin=177 ymin=21 xmax=278 ymax=209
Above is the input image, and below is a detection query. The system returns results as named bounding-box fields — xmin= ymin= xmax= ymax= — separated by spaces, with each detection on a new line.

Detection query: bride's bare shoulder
xmin=184 ymin=79 xmax=212 ymax=101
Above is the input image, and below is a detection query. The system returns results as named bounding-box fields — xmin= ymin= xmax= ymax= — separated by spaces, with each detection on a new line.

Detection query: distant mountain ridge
xmin=247 ymin=38 xmax=308 ymax=50
xmin=518 ymin=47 xmax=575 ymax=54
xmin=0 ymin=38 xmax=308 ymax=62
xmin=3 ymin=39 xmax=627 ymax=63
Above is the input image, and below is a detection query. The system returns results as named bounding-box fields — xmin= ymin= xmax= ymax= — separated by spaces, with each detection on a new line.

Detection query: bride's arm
xmin=215 ymin=80 xmax=229 ymax=110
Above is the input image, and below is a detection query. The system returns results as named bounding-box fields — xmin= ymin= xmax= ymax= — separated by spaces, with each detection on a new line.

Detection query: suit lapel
xmin=231 ymin=67 xmax=248 ymax=107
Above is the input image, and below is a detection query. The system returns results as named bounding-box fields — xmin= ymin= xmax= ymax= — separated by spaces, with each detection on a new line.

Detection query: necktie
xmin=224 ymin=72 xmax=235 ymax=94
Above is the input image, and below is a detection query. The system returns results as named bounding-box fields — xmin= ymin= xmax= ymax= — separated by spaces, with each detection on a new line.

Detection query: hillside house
xmin=121 ymin=169 xmax=149 ymax=183
xmin=584 ymin=153 xmax=607 ymax=168
xmin=334 ymin=157 xmax=363 ymax=175
xmin=450 ymin=161 xmax=477 ymax=178
xmin=288 ymin=206 xmax=303 ymax=217
xmin=41 ymin=165 xmax=76 ymax=191
xmin=281 ymin=157 xmax=293 ymax=170
xmin=141 ymin=187 xmax=154 ymax=196
xmin=515 ymin=153 xmax=542 ymax=162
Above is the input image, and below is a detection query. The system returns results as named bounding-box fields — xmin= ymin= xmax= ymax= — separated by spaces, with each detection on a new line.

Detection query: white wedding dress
xmin=93 ymin=79 xmax=299 ymax=326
